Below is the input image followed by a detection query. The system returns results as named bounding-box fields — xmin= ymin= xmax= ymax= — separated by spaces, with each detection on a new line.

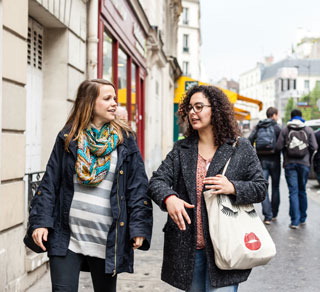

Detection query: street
xmin=28 ymin=175 xmax=320 ymax=292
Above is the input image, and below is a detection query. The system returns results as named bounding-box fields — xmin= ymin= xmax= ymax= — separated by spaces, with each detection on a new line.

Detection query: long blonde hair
xmin=64 ymin=79 xmax=133 ymax=151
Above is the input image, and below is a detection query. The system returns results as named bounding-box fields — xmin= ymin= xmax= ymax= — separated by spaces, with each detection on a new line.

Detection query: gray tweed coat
xmin=148 ymin=135 xmax=267 ymax=290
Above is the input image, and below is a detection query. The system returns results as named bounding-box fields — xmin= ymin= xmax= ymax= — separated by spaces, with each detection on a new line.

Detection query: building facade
xmin=177 ymin=0 xmax=201 ymax=79
xmin=1 ymin=0 xmax=87 ymax=290
xmin=239 ymin=59 xmax=320 ymax=123
xmin=98 ymin=0 xmax=182 ymax=174
xmin=0 ymin=0 xmax=182 ymax=290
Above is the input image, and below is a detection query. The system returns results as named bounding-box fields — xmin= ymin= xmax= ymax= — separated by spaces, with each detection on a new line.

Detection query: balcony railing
xmin=26 ymin=171 xmax=45 ymax=206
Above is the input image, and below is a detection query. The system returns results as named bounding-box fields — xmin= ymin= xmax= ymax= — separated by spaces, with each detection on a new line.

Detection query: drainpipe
xmin=87 ymin=0 xmax=99 ymax=78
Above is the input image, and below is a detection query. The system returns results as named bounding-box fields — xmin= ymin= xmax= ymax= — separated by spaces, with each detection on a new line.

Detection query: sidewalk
xmin=27 ymin=177 xmax=320 ymax=292
xmin=306 ymin=178 xmax=320 ymax=205
xmin=26 ymin=250 xmax=176 ymax=292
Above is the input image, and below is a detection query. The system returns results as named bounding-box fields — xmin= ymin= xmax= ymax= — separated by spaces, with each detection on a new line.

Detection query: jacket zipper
xmin=112 ymin=171 xmax=121 ymax=277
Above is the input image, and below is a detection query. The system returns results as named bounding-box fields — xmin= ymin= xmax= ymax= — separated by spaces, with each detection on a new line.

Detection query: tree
xmin=300 ymin=82 xmax=320 ymax=120
xmin=284 ymin=98 xmax=295 ymax=123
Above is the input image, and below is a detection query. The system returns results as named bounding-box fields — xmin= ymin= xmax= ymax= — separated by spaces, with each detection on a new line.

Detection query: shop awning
xmin=174 ymin=76 xmax=262 ymax=120
xmin=233 ymin=107 xmax=251 ymax=120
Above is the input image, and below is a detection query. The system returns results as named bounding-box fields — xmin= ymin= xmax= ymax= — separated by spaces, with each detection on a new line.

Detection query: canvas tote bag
xmin=203 ymin=147 xmax=276 ymax=270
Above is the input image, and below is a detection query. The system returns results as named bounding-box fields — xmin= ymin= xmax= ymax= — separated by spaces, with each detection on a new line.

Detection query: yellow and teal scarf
xmin=75 ymin=123 xmax=119 ymax=186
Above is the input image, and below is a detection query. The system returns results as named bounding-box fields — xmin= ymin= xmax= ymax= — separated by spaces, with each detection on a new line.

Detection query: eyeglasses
xmin=187 ymin=102 xmax=212 ymax=113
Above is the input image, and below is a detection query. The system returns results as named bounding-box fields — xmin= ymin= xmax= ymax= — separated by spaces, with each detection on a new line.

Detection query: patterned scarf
xmin=76 ymin=123 xmax=119 ymax=186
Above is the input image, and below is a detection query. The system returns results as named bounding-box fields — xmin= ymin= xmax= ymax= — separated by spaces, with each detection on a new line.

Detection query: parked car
xmin=305 ymin=120 xmax=320 ymax=180
xmin=305 ymin=119 xmax=320 ymax=131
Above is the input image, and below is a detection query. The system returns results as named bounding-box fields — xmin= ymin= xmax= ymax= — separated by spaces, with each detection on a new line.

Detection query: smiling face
xmin=188 ymin=92 xmax=213 ymax=132
xmin=92 ymin=84 xmax=117 ymax=128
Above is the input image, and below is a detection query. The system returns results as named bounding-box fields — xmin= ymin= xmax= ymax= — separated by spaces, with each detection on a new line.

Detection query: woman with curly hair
xmin=148 ymin=85 xmax=267 ymax=292
xmin=26 ymin=79 xmax=153 ymax=291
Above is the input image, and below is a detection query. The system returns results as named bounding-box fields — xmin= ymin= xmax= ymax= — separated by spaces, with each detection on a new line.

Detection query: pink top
xmin=196 ymin=154 xmax=212 ymax=249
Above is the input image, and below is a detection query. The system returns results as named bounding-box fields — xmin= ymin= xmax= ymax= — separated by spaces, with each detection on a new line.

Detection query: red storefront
xmin=98 ymin=0 xmax=147 ymax=157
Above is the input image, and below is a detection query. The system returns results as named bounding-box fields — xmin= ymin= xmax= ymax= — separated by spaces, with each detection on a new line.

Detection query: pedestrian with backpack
xmin=249 ymin=107 xmax=281 ymax=225
xmin=275 ymin=109 xmax=317 ymax=229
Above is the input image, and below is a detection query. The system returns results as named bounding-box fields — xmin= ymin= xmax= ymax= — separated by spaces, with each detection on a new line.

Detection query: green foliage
xmin=300 ymin=82 xmax=320 ymax=120
xmin=284 ymin=98 xmax=295 ymax=123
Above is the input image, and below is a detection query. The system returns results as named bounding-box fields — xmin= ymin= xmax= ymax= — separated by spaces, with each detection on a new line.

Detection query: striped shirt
xmin=68 ymin=150 xmax=117 ymax=259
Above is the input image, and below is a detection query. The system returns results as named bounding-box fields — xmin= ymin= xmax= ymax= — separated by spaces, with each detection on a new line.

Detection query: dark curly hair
xmin=179 ymin=85 xmax=240 ymax=146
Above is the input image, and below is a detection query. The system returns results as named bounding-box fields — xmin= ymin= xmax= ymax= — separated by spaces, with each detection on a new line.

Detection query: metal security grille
xmin=27 ymin=22 xmax=43 ymax=70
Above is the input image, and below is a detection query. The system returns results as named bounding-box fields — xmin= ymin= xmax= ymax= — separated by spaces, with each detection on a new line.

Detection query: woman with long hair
xmin=27 ymin=79 xmax=153 ymax=292
xmin=148 ymin=85 xmax=267 ymax=292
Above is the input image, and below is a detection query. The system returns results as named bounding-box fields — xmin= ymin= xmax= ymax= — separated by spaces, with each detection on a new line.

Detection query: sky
xmin=200 ymin=0 xmax=320 ymax=82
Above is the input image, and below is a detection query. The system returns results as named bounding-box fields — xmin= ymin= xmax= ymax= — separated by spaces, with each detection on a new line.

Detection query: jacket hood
xmin=257 ymin=118 xmax=276 ymax=128
xmin=287 ymin=119 xmax=305 ymax=129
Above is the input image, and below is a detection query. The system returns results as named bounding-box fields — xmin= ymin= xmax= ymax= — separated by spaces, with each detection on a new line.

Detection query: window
xmin=183 ymin=7 xmax=189 ymax=25
xmin=103 ymin=32 xmax=113 ymax=81
xmin=183 ymin=34 xmax=189 ymax=53
xmin=316 ymin=80 xmax=320 ymax=87
xmin=183 ymin=61 xmax=189 ymax=76
xmin=131 ymin=64 xmax=137 ymax=132
xmin=118 ymin=48 xmax=127 ymax=108
xmin=304 ymin=80 xmax=310 ymax=89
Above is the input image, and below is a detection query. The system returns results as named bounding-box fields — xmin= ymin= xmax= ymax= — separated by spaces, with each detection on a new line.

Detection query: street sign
xmin=297 ymin=101 xmax=310 ymax=107
xmin=185 ymin=81 xmax=198 ymax=91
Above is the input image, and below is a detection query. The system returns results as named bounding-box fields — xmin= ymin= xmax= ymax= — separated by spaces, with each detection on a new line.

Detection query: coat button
xmin=119 ymin=222 xmax=125 ymax=227
xmin=119 ymin=170 xmax=124 ymax=175
xmin=144 ymin=200 xmax=148 ymax=205
xmin=37 ymin=191 xmax=42 ymax=195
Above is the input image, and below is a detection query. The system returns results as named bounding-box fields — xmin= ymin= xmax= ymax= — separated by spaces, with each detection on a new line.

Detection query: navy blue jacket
xmin=28 ymin=128 xmax=153 ymax=274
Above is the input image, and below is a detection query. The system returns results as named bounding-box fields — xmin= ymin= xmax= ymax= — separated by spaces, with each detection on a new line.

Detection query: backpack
xmin=286 ymin=128 xmax=309 ymax=158
xmin=255 ymin=124 xmax=276 ymax=154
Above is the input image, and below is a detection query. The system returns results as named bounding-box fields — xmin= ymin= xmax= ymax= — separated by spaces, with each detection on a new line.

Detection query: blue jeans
xmin=187 ymin=249 xmax=238 ymax=292
xmin=260 ymin=159 xmax=281 ymax=220
xmin=284 ymin=163 xmax=310 ymax=226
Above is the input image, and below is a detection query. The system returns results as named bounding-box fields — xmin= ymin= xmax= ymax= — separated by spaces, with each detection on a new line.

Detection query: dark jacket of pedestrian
xmin=276 ymin=119 xmax=317 ymax=167
xmin=148 ymin=85 xmax=267 ymax=291
xmin=314 ymin=130 xmax=320 ymax=173
xmin=26 ymin=80 xmax=153 ymax=291
xmin=248 ymin=118 xmax=281 ymax=162
xmin=28 ymin=127 xmax=152 ymax=273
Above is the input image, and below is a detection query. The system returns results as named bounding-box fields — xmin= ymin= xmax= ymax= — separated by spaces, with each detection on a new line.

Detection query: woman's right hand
xmin=32 ymin=228 xmax=48 ymax=251
xmin=165 ymin=196 xmax=195 ymax=231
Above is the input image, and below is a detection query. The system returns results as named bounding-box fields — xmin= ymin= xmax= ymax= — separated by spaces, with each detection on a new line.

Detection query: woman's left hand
xmin=203 ymin=174 xmax=236 ymax=195
xmin=132 ymin=236 xmax=145 ymax=249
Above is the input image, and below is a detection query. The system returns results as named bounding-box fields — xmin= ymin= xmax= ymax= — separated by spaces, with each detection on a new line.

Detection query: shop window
xmin=103 ymin=33 xmax=113 ymax=82
xmin=118 ymin=48 xmax=127 ymax=109
xmin=131 ymin=64 xmax=137 ymax=132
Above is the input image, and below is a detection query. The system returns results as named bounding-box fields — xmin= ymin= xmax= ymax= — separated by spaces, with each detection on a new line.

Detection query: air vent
xmin=27 ymin=24 xmax=43 ymax=70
